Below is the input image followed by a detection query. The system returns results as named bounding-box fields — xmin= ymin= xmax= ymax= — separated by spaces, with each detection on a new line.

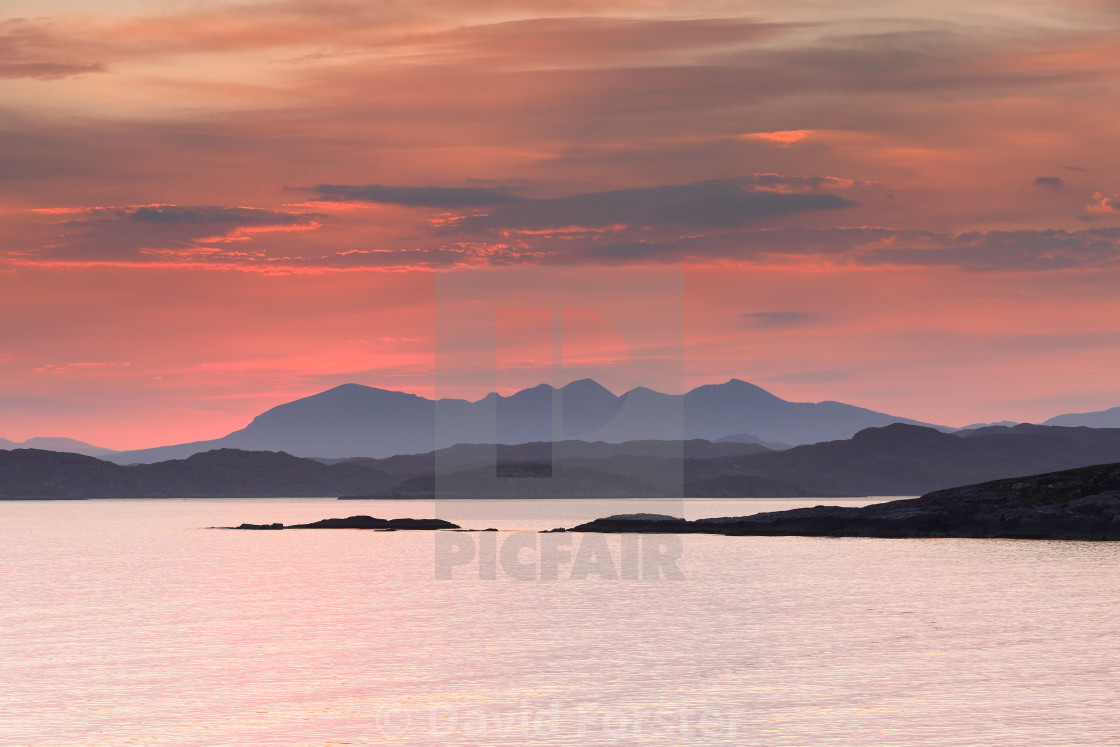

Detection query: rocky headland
xmin=559 ymin=462 xmax=1120 ymax=541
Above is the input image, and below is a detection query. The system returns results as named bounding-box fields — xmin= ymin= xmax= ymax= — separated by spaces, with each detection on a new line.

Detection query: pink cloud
xmin=1082 ymin=191 xmax=1120 ymax=217
xmin=741 ymin=130 xmax=814 ymax=145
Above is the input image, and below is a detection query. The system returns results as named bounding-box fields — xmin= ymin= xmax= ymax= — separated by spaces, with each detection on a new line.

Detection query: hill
xmin=106 ymin=378 xmax=943 ymax=463
xmin=0 ymin=449 xmax=397 ymax=499
xmin=340 ymin=424 xmax=1120 ymax=499
xmin=0 ymin=437 xmax=117 ymax=457
xmin=684 ymin=422 xmax=1120 ymax=496
xmin=9 ymin=423 xmax=1120 ymax=500
xmin=1044 ymin=405 xmax=1120 ymax=428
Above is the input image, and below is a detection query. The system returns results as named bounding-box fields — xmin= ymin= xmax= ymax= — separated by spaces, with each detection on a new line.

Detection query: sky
xmin=2 ymin=0 xmax=1120 ymax=449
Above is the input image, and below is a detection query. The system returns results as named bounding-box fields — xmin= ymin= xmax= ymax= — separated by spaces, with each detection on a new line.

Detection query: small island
xmin=232 ymin=515 xmax=460 ymax=530
xmin=558 ymin=462 xmax=1120 ymax=541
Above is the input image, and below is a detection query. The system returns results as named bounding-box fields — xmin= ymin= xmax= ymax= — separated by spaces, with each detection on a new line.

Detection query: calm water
xmin=2 ymin=498 xmax=1118 ymax=746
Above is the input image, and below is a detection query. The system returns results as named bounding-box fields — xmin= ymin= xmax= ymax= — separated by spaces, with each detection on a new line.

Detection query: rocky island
xmin=233 ymin=515 xmax=460 ymax=530
xmin=559 ymin=462 xmax=1120 ymax=541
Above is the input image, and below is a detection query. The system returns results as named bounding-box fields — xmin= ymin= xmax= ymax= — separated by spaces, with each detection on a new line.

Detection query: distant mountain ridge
xmin=1045 ymin=406 xmax=1120 ymax=428
xmin=8 ymin=422 xmax=1120 ymax=500
xmin=0 ymin=448 xmax=397 ymax=499
xmin=106 ymin=378 xmax=944 ymax=463
xmin=0 ymin=436 xmax=116 ymax=457
xmin=689 ymin=422 xmax=1120 ymax=497
xmin=340 ymin=422 xmax=1120 ymax=499
xmin=9 ymin=384 xmax=1120 ymax=462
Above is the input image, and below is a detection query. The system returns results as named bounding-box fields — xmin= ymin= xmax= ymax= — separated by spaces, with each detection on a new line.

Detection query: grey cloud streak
xmin=16 ymin=204 xmax=322 ymax=262
xmin=16 ymin=209 xmax=1120 ymax=273
xmin=312 ymin=184 xmax=523 ymax=208
xmin=307 ymin=177 xmax=858 ymax=232
xmin=453 ymin=178 xmax=857 ymax=231
xmin=536 ymin=226 xmax=1120 ymax=272
xmin=854 ymin=228 xmax=1120 ymax=271
xmin=128 ymin=206 xmax=311 ymax=225
xmin=1034 ymin=176 xmax=1064 ymax=190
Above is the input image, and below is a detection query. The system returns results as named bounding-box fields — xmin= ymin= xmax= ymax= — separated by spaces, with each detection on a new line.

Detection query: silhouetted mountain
xmin=680 ymin=379 xmax=935 ymax=444
xmin=688 ymin=423 xmax=1120 ymax=496
xmin=1044 ymin=405 xmax=1120 ymax=428
xmin=0 ymin=449 xmax=133 ymax=499
xmin=334 ymin=439 xmax=772 ymax=499
xmin=954 ymin=420 xmax=1019 ymax=431
xmin=341 ymin=424 xmax=1120 ymax=499
xmin=712 ymin=433 xmax=791 ymax=450
xmin=109 ymin=384 xmax=438 ymax=464
xmin=323 ymin=438 xmax=769 ymax=474
xmin=0 ymin=436 xmax=117 ymax=457
xmin=107 ymin=378 xmax=944 ymax=463
xmin=0 ymin=448 xmax=397 ymax=499
xmin=8 ymin=423 xmax=1120 ymax=499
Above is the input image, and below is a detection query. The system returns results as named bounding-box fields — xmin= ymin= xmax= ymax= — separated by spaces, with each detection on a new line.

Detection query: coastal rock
xmin=565 ymin=463 xmax=1120 ymax=541
xmin=286 ymin=515 xmax=460 ymax=530
xmin=229 ymin=515 xmax=460 ymax=530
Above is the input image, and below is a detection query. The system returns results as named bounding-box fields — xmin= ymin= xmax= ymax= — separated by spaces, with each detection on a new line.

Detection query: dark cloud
xmin=457 ymin=178 xmax=856 ymax=232
xmin=1034 ymin=176 xmax=1064 ymax=190
xmin=313 ymin=184 xmax=523 ymax=208
xmin=857 ymin=227 xmax=1120 ymax=271
xmin=17 ymin=210 xmax=1120 ymax=273
xmin=528 ymin=226 xmax=1120 ymax=272
xmin=742 ymin=311 xmax=825 ymax=328
xmin=17 ymin=204 xmax=322 ymax=263
xmin=565 ymin=227 xmax=916 ymax=265
xmin=128 ymin=206 xmax=309 ymax=225
xmin=304 ymin=176 xmax=856 ymax=235
xmin=583 ymin=241 xmax=678 ymax=261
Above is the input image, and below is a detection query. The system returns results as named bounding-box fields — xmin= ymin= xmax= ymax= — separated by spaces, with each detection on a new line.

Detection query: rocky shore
xmin=561 ymin=462 xmax=1120 ymax=541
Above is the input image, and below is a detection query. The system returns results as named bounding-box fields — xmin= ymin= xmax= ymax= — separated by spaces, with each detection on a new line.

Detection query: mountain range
xmin=0 ymin=448 xmax=398 ymax=499
xmin=4 ymin=422 xmax=1120 ymax=499
xmin=0 ymin=437 xmax=117 ymax=458
xmin=343 ymin=422 xmax=1120 ymax=499
xmin=5 ymin=379 xmax=1120 ymax=463
xmin=1044 ymin=405 xmax=1120 ymax=428
xmin=102 ymin=378 xmax=943 ymax=463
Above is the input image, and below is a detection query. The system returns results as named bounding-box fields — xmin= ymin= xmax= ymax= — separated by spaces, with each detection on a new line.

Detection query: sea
xmin=1 ymin=497 xmax=1118 ymax=746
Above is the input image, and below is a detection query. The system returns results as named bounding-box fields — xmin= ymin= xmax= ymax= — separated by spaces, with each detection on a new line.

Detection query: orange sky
xmin=2 ymin=1 xmax=1120 ymax=449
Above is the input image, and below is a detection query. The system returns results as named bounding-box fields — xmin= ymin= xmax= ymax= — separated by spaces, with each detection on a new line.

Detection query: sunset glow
xmin=3 ymin=1 xmax=1120 ymax=449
